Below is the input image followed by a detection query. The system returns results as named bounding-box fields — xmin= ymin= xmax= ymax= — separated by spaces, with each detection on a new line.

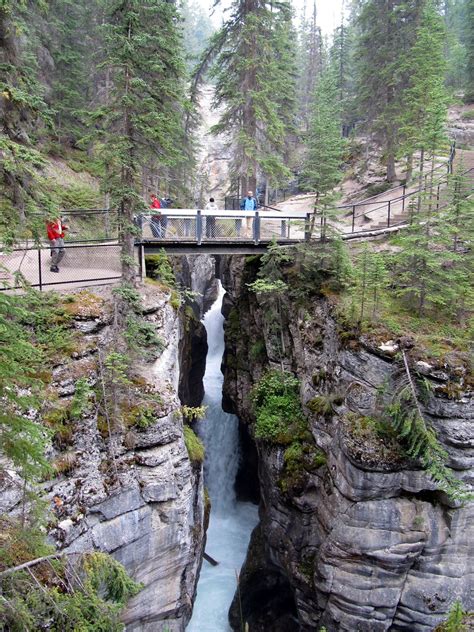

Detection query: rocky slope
xmin=0 ymin=284 xmax=205 ymax=632
xmin=219 ymin=255 xmax=473 ymax=632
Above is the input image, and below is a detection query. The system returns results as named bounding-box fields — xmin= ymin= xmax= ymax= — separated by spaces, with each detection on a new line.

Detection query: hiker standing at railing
xmin=205 ymin=197 xmax=218 ymax=238
xmin=239 ymin=190 xmax=258 ymax=237
xmin=150 ymin=193 xmax=167 ymax=238
xmin=47 ymin=216 xmax=69 ymax=273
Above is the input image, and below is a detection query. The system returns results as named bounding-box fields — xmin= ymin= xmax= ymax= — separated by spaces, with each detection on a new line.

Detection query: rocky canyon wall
xmin=0 ymin=283 xmax=206 ymax=632
xmin=219 ymin=255 xmax=473 ymax=632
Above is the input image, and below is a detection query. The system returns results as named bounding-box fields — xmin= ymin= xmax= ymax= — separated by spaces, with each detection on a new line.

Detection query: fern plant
xmin=385 ymin=351 xmax=469 ymax=502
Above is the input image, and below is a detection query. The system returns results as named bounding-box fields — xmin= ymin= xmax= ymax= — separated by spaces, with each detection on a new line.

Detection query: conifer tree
xmin=465 ymin=0 xmax=474 ymax=101
xmin=301 ymin=69 xmax=346 ymax=239
xmin=0 ymin=1 xmax=52 ymax=227
xmin=329 ymin=12 xmax=357 ymax=136
xmin=48 ymin=0 xmax=103 ymax=146
xmin=355 ymin=0 xmax=426 ymax=182
xmin=97 ymin=0 xmax=186 ymax=285
xmin=206 ymin=0 xmax=298 ymax=195
xmin=398 ymin=1 xmax=448 ymax=186
xmin=298 ymin=2 xmax=324 ymax=131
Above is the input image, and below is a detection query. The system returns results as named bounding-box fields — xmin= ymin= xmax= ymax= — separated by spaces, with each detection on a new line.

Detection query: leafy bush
xmin=249 ymin=339 xmax=267 ymax=361
xmin=125 ymin=315 xmax=164 ymax=358
xmin=251 ymin=371 xmax=306 ymax=444
xmin=0 ymin=550 xmax=141 ymax=632
xmin=145 ymin=250 xmax=176 ymax=288
xmin=279 ymin=440 xmax=327 ymax=493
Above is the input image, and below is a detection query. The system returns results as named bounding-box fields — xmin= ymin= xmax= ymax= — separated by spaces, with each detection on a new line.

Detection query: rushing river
xmin=187 ymin=283 xmax=259 ymax=632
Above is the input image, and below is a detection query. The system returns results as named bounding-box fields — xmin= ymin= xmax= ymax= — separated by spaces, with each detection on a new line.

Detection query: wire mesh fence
xmin=0 ymin=242 xmax=124 ymax=291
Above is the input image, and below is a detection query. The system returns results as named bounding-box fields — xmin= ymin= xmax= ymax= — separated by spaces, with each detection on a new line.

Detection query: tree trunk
xmin=405 ymin=153 xmax=413 ymax=183
xmin=386 ymin=149 xmax=396 ymax=183
xmin=417 ymin=147 xmax=425 ymax=212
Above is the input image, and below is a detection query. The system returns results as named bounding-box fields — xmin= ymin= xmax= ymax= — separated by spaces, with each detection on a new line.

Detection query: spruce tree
xmin=97 ymin=0 xmax=186 ymax=284
xmin=301 ymin=69 xmax=346 ymax=239
xmin=205 ymin=0 xmax=298 ymax=195
xmin=0 ymin=1 xmax=52 ymax=228
xmin=298 ymin=2 xmax=324 ymax=132
xmin=48 ymin=0 xmax=103 ymax=146
xmin=355 ymin=0 xmax=426 ymax=182
xmin=398 ymin=0 xmax=448 ymax=186
xmin=465 ymin=0 xmax=474 ymax=101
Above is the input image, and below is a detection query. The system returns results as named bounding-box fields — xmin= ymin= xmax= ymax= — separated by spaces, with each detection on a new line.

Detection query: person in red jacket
xmin=149 ymin=193 xmax=167 ymax=238
xmin=47 ymin=216 xmax=68 ymax=272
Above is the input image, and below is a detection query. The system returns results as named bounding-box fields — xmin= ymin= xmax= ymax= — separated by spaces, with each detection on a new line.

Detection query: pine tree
xmin=48 ymin=0 xmax=103 ymax=146
xmin=398 ymin=0 xmax=448 ymax=186
xmin=465 ymin=0 xmax=474 ymax=101
xmin=0 ymin=1 xmax=52 ymax=228
xmin=300 ymin=69 xmax=346 ymax=239
xmin=97 ymin=0 xmax=186 ymax=284
xmin=298 ymin=2 xmax=324 ymax=132
xmin=329 ymin=11 xmax=357 ymax=136
xmin=355 ymin=0 xmax=426 ymax=182
xmin=206 ymin=0 xmax=298 ymax=195
xmin=352 ymin=244 xmax=388 ymax=323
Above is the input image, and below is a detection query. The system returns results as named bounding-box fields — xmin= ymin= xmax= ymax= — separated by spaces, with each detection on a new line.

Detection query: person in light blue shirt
xmin=238 ymin=190 xmax=258 ymax=237
xmin=240 ymin=190 xmax=258 ymax=211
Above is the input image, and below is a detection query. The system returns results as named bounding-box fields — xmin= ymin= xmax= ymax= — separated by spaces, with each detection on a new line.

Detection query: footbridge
xmin=1 ymin=164 xmax=472 ymax=291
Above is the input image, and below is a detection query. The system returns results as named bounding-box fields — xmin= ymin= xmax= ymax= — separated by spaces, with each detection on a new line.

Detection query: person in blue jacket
xmin=238 ymin=190 xmax=258 ymax=237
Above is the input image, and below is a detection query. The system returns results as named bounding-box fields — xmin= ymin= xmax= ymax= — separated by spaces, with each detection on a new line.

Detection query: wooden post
xmin=351 ymin=205 xmax=356 ymax=232
xmin=387 ymin=200 xmax=391 ymax=227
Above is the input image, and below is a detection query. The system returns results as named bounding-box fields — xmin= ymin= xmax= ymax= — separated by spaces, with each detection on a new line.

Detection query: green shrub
xmin=249 ymin=339 xmax=266 ymax=361
xmin=279 ymin=440 xmax=327 ymax=493
xmin=184 ymin=425 xmax=205 ymax=464
xmin=125 ymin=315 xmax=164 ymax=358
xmin=251 ymin=371 xmax=306 ymax=444
xmin=145 ymin=250 xmax=176 ymax=288
xmin=436 ymin=600 xmax=467 ymax=632
xmin=365 ymin=181 xmax=392 ymax=197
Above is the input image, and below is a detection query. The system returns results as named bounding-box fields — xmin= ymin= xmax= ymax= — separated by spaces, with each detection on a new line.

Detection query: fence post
xmin=387 ymin=200 xmax=391 ymax=228
xmin=253 ymin=211 xmax=260 ymax=244
xmin=38 ymin=248 xmax=43 ymax=291
xmin=196 ymin=209 xmax=202 ymax=245
xmin=304 ymin=213 xmax=311 ymax=241
xmin=351 ymin=205 xmax=356 ymax=232
xmin=436 ymin=184 xmax=440 ymax=210
xmin=402 ymin=185 xmax=406 ymax=213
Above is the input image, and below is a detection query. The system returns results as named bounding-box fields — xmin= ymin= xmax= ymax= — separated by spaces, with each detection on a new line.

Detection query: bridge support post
xmin=304 ymin=213 xmax=311 ymax=241
xmin=253 ymin=211 xmax=260 ymax=244
xmin=387 ymin=200 xmax=391 ymax=227
xmin=196 ymin=209 xmax=203 ymax=245
xmin=38 ymin=248 xmax=43 ymax=292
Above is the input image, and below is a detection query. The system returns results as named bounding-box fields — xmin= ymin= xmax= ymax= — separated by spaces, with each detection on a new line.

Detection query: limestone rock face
xmin=219 ymin=255 xmax=473 ymax=632
xmin=0 ymin=286 xmax=204 ymax=632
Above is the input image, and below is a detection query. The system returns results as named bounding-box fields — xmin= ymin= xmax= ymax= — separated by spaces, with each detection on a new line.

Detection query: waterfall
xmin=187 ymin=283 xmax=259 ymax=632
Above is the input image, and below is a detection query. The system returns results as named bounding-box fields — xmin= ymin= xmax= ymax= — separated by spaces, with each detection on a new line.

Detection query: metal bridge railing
xmin=137 ymin=209 xmax=311 ymax=244
xmin=0 ymin=242 xmax=125 ymax=292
